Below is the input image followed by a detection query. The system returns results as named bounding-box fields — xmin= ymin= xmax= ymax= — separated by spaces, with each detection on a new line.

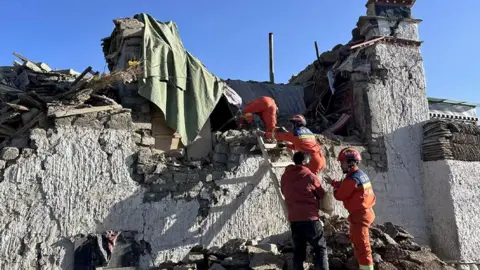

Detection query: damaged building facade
xmin=0 ymin=0 xmax=479 ymax=269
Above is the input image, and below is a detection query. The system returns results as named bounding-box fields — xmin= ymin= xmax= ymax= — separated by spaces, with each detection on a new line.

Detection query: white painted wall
xmin=0 ymin=126 xmax=288 ymax=269
xmin=424 ymin=160 xmax=480 ymax=263
xmin=361 ymin=44 xmax=430 ymax=244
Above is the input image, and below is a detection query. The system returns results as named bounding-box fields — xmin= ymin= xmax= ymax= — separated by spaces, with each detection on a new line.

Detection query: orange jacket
xmin=331 ymin=167 xmax=376 ymax=213
xmin=266 ymin=127 xmax=322 ymax=154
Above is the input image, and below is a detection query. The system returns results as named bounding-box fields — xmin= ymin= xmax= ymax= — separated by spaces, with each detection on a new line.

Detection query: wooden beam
xmin=272 ymin=161 xmax=294 ymax=168
xmin=12 ymin=52 xmax=30 ymax=63
xmin=18 ymin=94 xmax=44 ymax=109
xmin=0 ymin=84 xmax=24 ymax=94
xmin=256 ymin=135 xmax=288 ymax=219
xmin=71 ymin=66 xmax=93 ymax=86
xmin=51 ymin=105 xmax=123 ymax=118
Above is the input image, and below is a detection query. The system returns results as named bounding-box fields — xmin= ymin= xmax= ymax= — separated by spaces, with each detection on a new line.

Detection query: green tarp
xmin=134 ymin=13 xmax=225 ymax=146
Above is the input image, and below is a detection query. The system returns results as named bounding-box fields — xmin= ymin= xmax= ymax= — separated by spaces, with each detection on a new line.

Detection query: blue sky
xmin=0 ymin=0 xmax=478 ymax=104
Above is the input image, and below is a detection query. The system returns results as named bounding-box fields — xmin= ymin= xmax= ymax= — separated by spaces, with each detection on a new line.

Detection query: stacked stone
xmin=422 ymin=119 xmax=480 ymax=161
xmin=360 ymin=0 xmax=420 ymax=41
xmin=101 ymin=18 xmax=152 ymax=131
xmin=154 ymin=216 xmax=455 ymax=270
xmin=211 ymin=129 xmax=258 ymax=171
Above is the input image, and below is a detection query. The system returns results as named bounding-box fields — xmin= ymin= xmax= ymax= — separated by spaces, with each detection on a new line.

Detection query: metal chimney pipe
xmin=269 ymin=33 xmax=275 ymax=83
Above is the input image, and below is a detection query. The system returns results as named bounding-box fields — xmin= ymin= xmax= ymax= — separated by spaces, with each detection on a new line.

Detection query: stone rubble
xmin=0 ymin=52 xmax=140 ymax=150
xmin=152 ymin=216 xmax=456 ymax=270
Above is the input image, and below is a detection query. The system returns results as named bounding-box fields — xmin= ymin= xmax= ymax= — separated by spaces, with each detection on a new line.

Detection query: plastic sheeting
xmin=226 ymin=80 xmax=306 ymax=117
xmin=134 ymin=13 xmax=225 ymax=146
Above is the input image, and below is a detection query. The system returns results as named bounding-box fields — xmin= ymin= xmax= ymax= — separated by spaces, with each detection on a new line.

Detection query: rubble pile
xmin=422 ymin=119 xmax=480 ymax=161
xmin=0 ymin=53 xmax=140 ymax=149
xmin=156 ymin=216 xmax=454 ymax=270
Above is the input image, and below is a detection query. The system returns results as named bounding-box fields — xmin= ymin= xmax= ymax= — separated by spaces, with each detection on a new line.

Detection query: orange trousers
xmin=307 ymin=152 xmax=326 ymax=175
xmin=242 ymin=99 xmax=277 ymax=133
xmin=348 ymin=208 xmax=375 ymax=269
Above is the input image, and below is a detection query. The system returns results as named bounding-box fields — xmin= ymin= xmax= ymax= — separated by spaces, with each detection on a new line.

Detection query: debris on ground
xmin=0 ymin=52 xmax=141 ymax=148
xmin=156 ymin=216 xmax=455 ymax=270
xmin=422 ymin=119 xmax=480 ymax=161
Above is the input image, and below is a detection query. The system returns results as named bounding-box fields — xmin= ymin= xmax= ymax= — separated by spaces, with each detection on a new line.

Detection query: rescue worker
xmin=238 ymin=96 xmax=278 ymax=133
xmin=324 ymin=148 xmax=376 ymax=270
xmin=260 ymin=114 xmax=326 ymax=175
xmin=281 ymin=151 xmax=329 ymax=270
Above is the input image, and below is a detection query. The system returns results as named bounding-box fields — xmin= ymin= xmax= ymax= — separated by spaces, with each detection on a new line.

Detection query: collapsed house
xmin=0 ymin=0 xmax=479 ymax=269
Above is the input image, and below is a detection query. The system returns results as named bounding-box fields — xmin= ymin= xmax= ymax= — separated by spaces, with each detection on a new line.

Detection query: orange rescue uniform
xmin=266 ymin=126 xmax=326 ymax=175
xmin=331 ymin=166 xmax=376 ymax=269
xmin=238 ymin=96 xmax=277 ymax=133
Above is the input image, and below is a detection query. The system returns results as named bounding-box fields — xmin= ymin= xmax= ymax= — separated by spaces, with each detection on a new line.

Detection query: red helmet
xmin=337 ymin=147 xmax=362 ymax=162
xmin=291 ymin=114 xmax=307 ymax=126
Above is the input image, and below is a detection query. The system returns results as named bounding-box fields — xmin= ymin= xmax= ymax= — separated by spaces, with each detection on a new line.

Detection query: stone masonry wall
xmin=423 ymin=160 xmax=480 ymax=264
xmin=0 ymin=113 xmax=289 ymax=269
xmin=350 ymin=42 xmax=430 ymax=244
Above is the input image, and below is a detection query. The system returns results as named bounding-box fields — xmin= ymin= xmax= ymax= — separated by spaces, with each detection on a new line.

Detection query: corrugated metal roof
xmin=427 ymin=97 xmax=480 ymax=107
xmin=225 ymin=80 xmax=306 ymax=117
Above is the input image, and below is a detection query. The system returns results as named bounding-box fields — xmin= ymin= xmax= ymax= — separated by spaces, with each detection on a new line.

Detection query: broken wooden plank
xmin=38 ymin=62 xmax=52 ymax=72
xmin=18 ymin=93 xmax=44 ymax=109
xmin=350 ymin=37 xmax=386 ymax=50
xmin=12 ymin=60 xmax=22 ymax=67
xmin=51 ymin=104 xmax=123 ymax=118
xmin=52 ymin=82 xmax=88 ymax=101
xmin=0 ymin=111 xmax=20 ymax=125
xmin=90 ymin=94 xmax=118 ymax=105
xmin=0 ymin=126 xmax=14 ymax=136
xmin=256 ymin=135 xmax=289 ymax=219
xmin=0 ymin=84 xmax=24 ymax=94
xmin=12 ymin=52 xmax=30 ymax=63
xmin=24 ymin=61 xmax=43 ymax=73
xmin=0 ymin=124 xmax=16 ymax=134
xmin=272 ymin=161 xmax=294 ymax=168
xmin=263 ymin=142 xmax=277 ymax=149
xmin=5 ymin=103 xmax=29 ymax=111
xmin=71 ymin=66 xmax=93 ymax=86
xmin=27 ymin=91 xmax=47 ymax=104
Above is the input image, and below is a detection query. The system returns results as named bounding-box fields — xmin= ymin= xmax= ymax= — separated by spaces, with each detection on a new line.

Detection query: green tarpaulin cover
xmin=134 ymin=13 xmax=225 ymax=146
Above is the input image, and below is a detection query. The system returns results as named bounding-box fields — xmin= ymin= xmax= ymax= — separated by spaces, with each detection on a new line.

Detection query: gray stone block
xmin=54 ymin=116 xmax=76 ymax=127
xmin=227 ymin=162 xmax=238 ymax=171
xmin=230 ymin=146 xmax=246 ymax=155
xmin=174 ymin=173 xmax=189 ymax=183
xmin=106 ymin=113 xmax=134 ymax=130
xmin=214 ymin=143 xmax=229 ymax=154
xmin=141 ymin=135 xmax=155 ymax=146
xmin=137 ymin=164 xmax=155 ymax=175
xmin=0 ymin=147 xmax=19 ymax=161
xmin=367 ymin=160 xmax=377 ymax=168
xmin=362 ymin=152 xmax=372 ymax=160
xmin=228 ymin=154 xmax=241 ymax=163
xmin=0 ymin=160 xmax=5 ymax=169
xmin=73 ymin=114 xmax=104 ymax=129
xmin=137 ymin=147 xmax=152 ymax=164
xmin=132 ymin=133 xmax=142 ymax=144
xmin=213 ymin=153 xmax=228 ymax=163
xmin=372 ymin=154 xmax=381 ymax=162
xmin=212 ymin=171 xmax=224 ymax=180
xmin=188 ymin=173 xmax=200 ymax=182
